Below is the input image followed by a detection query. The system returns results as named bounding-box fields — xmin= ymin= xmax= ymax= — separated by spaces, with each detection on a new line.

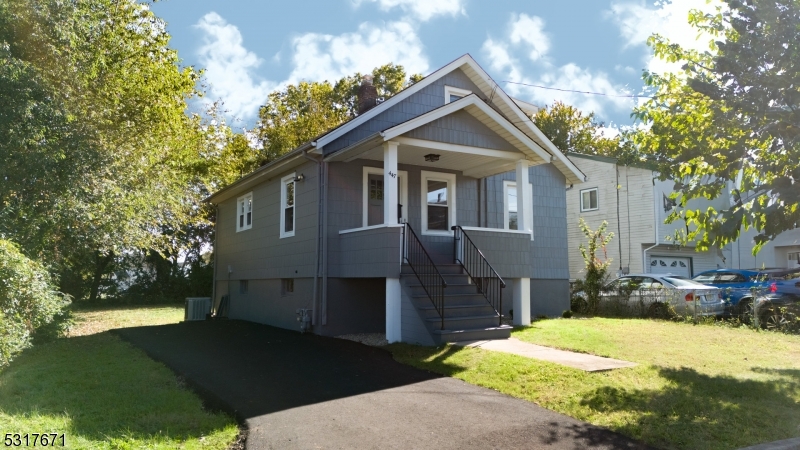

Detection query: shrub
xmin=0 ymin=240 xmax=71 ymax=367
xmin=577 ymin=219 xmax=614 ymax=315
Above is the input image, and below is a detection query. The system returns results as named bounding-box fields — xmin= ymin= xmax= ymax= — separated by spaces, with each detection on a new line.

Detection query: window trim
xmin=280 ymin=173 xmax=296 ymax=239
xmin=236 ymin=192 xmax=253 ymax=232
xmin=502 ymin=180 xmax=533 ymax=236
xmin=362 ymin=167 xmax=408 ymax=227
xmin=239 ymin=280 xmax=249 ymax=294
xmin=580 ymin=187 xmax=599 ymax=212
xmin=444 ymin=85 xmax=472 ymax=104
xmin=421 ymin=170 xmax=457 ymax=236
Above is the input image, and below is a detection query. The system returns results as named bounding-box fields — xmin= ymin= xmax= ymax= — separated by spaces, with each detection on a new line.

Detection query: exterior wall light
xmin=424 ymin=154 xmax=440 ymax=162
xmin=293 ymin=174 xmax=305 ymax=182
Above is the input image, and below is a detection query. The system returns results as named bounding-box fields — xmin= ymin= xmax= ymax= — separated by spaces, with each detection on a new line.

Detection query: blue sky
xmin=151 ymin=0 xmax=720 ymax=130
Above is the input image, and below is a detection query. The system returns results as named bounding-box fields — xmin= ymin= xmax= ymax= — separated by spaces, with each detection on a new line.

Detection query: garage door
xmin=649 ymin=256 xmax=692 ymax=277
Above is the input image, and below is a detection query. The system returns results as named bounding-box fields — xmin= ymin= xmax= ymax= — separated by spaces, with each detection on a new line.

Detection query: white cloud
xmin=286 ymin=20 xmax=429 ymax=84
xmin=508 ymin=14 xmax=550 ymax=62
xmin=352 ymin=0 xmax=465 ymax=21
xmin=606 ymin=0 xmax=724 ymax=74
xmin=194 ymin=12 xmax=274 ymax=121
xmin=482 ymin=14 xmax=634 ymax=120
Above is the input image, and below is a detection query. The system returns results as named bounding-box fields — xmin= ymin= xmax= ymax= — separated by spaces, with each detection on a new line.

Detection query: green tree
xmin=256 ymin=64 xmax=422 ymax=162
xmin=577 ymin=219 xmax=614 ymax=315
xmin=631 ymin=0 xmax=800 ymax=252
xmin=0 ymin=0 xmax=208 ymax=302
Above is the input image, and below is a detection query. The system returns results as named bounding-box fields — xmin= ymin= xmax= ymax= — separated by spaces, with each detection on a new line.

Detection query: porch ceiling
xmin=342 ymin=140 xmax=519 ymax=178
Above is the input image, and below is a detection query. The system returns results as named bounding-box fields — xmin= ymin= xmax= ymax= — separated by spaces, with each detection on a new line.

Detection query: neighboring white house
xmin=565 ymin=152 xmax=800 ymax=281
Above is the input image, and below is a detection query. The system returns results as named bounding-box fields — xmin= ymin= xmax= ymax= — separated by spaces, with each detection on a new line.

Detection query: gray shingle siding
xmin=215 ymin=160 xmax=319 ymax=283
xmin=484 ymin=163 xmax=570 ymax=280
xmin=323 ymin=69 xmax=484 ymax=155
xmin=405 ymin=110 xmax=517 ymax=151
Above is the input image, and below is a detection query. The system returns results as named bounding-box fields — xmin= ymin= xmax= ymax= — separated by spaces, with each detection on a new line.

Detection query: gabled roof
xmin=313 ymin=53 xmax=586 ymax=184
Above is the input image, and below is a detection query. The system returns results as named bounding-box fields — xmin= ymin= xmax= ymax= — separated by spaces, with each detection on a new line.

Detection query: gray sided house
xmin=207 ymin=54 xmax=586 ymax=345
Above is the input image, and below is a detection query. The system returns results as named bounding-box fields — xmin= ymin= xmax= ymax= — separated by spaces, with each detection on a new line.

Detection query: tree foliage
xmin=256 ymin=64 xmax=422 ymax=162
xmin=631 ymin=0 xmax=800 ymax=252
xmin=0 ymin=0 xmax=211 ymax=302
xmin=0 ymin=239 xmax=70 ymax=368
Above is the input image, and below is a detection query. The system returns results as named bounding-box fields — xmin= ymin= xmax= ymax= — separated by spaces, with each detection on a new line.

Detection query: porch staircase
xmin=400 ymin=263 xmax=512 ymax=344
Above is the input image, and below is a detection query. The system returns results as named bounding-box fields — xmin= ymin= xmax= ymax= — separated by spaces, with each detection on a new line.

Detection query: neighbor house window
xmin=239 ymin=280 xmax=249 ymax=294
xmin=503 ymin=181 xmax=533 ymax=231
xmin=280 ymin=173 xmax=295 ymax=238
xmin=580 ymin=188 xmax=599 ymax=212
xmin=421 ymin=171 xmax=456 ymax=235
xmin=444 ymin=85 xmax=471 ymax=104
xmin=281 ymin=278 xmax=294 ymax=296
xmin=236 ymin=193 xmax=253 ymax=232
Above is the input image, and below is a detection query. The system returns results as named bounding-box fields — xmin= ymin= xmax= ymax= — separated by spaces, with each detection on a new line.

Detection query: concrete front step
xmin=432 ymin=325 xmax=513 ymax=343
xmin=417 ymin=304 xmax=497 ymax=319
xmin=426 ymin=314 xmax=502 ymax=330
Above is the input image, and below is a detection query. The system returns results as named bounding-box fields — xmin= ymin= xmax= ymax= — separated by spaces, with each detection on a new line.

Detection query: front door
xmin=367 ymin=174 xmax=384 ymax=226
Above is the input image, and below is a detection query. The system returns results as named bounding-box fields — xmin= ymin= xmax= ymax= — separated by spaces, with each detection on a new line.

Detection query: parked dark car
xmin=755 ymin=269 xmax=800 ymax=331
xmin=692 ymin=269 xmax=773 ymax=315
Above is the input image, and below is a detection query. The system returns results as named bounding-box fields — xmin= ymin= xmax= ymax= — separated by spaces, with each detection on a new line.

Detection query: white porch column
xmin=516 ymin=159 xmax=531 ymax=235
xmin=513 ymin=277 xmax=531 ymax=326
xmin=383 ymin=141 xmax=399 ymax=225
xmin=386 ymin=278 xmax=402 ymax=343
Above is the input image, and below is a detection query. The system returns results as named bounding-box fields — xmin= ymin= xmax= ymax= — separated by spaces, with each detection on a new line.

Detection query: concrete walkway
xmin=454 ymin=337 xmax=638 ymax=372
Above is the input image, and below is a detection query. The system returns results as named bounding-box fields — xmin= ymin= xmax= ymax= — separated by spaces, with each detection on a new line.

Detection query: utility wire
xmin=502 ymin=80 xmax=655 ymax=99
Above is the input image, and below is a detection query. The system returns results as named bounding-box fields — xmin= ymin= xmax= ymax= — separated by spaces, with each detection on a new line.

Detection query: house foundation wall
xmin=227 ymin=278 xmax=315 ymax=332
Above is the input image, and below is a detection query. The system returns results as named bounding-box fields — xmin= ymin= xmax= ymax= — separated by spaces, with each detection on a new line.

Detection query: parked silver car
xmin=577 ymin=273 xmax=727 ymax=318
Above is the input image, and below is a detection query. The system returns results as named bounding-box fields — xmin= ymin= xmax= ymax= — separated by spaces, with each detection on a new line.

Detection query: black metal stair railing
xmin=451 ymin=226 xmax=506 ymax=326
xmin=403 ymin=223 xmax=447 ymax=329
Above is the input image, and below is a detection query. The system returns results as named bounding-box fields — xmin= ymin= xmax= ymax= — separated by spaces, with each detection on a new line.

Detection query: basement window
xmin=281 ymin=278 xmax=294 ymax=296
xmin=239 ymin=280 xmax=249 ymax=294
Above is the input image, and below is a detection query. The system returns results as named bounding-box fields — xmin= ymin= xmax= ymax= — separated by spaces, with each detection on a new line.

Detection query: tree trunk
xmin=88 ymin=251 xmax=114 ymax=303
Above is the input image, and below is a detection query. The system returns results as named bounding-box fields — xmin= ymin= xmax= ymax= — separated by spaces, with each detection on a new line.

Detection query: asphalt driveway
xmin=115 ymin=320 xmax=651 ymax=449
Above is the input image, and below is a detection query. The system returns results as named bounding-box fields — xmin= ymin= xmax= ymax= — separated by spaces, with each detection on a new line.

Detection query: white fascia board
xmin=458 ymin=59 xmax=587 ymax=184
xmin=394 ymin=137 xmax=521 ymax=160
xmin=315 ymin=54 xmax=476 ymax=148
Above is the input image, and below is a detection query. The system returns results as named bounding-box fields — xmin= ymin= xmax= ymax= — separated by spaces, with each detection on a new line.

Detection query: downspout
xmin=211 ymin=204 xmax=219 ymax=314
xmin=301 ymin=148 xmax=321 ymax=325
xmin=643 ymin=172 xmax=660 ymax=272
xmin=322 ymin=160 xmax=330 ymax=325
xmin=615 ymin=164 xmax=623 ymax=274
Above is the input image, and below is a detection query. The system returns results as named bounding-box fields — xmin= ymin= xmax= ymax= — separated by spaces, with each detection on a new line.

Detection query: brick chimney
xmin=357 ymin=74 xmax=379 ymax=115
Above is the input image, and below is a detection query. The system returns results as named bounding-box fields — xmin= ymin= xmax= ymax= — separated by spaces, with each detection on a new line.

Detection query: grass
xmin=389 ymin=318 xmax=800 ymax=450
xmin=0 ymin=304 xmax=239 ymax=449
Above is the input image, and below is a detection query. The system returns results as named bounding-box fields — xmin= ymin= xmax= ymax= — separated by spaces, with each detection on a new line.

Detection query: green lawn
xmin=389 ymin=318 xmax=800 ymax=450
xmin=0 ymin=305 xmax=239 ymax=449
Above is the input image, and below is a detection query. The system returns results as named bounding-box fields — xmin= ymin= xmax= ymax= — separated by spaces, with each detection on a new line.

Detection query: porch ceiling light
xmin=424 ymin=153 xmax=440 ymax=162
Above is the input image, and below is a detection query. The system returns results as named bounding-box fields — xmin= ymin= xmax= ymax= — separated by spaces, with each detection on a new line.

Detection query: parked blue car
xmin=692 ymin=269 xmax=773 ymax=315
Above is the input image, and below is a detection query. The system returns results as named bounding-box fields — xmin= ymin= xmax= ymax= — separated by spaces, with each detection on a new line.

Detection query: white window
xmin=421 ymin=171 xmax=457 ymax=235
xmin=239 ymin=280 xmax=249 ymax=294
xmin=281 ymin=278 xmax=294 ymax=296
xmin=444 ymin=85 xmax=472 ymax=104
xmin=503 ymin=180 xmax=533 ymax=231
xmin=580 ymin=188 xmax=599 ymax=212
xmin=236 ymin=192 xmax=253 ymax=232
xmin=280 ymin=173 xmax=295 ymax=238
